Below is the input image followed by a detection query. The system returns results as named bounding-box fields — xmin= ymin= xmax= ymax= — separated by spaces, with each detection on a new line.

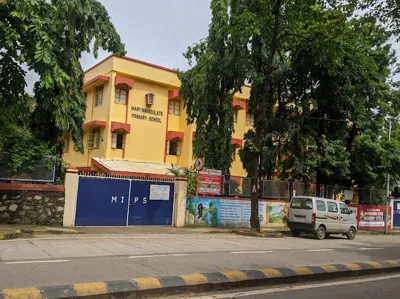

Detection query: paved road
xmin=0 ymin=234 xmax=400 ymax=288
xmin=181 ymin=274 xmax=400 ymax=298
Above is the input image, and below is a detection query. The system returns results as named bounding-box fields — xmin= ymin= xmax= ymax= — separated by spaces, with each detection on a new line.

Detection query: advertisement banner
xmin=198 ymin=169 xmax=223 ymax=195
xmin=358 ymin=205 xmax=391 ymax=230
xmin=185 ymin=197 xmax=288 ymax=227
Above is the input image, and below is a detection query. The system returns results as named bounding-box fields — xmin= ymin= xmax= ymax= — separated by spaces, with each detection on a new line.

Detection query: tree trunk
xmin=249 ymin=0 xmax=281 ymax=232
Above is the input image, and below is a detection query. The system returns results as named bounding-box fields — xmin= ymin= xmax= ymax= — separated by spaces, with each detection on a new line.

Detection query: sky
xmin=25 ymin=0 xmax=212 ymax=93
xmin=81 ymin=0 xmax=212 ymax=70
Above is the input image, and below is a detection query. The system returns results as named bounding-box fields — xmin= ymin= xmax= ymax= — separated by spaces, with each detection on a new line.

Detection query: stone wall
xmin=0 ymin=185 xmax=65 ymax=226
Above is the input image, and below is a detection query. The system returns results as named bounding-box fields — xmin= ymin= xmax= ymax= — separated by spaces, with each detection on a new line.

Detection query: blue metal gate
xmin=128 ymin=181 xmax=175 ymax=225
xmin=75 ymin=176 xmax=175 ymax=226
xmin=394 ymin=200 xmax=400 ymax=227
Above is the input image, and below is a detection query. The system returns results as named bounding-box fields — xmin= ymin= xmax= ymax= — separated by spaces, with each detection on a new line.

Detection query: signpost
xmin=193 ymin=158 xmax=204 ymax=228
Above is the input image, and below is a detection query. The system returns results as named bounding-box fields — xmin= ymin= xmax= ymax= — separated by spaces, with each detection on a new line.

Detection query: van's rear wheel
xmin=291 ymin=229 xmax=301 ymax=237
xmin=347 ymin=227 xmax=356 ymax=240
xmin=316 ymin=226 xmax=326 ymax=240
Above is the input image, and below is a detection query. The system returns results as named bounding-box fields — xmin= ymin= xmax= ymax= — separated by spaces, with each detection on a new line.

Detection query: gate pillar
xmin=174 ymin=177 xmax=188 ymax=227
xmin=63 ymin=167 xmax=79 ymax=227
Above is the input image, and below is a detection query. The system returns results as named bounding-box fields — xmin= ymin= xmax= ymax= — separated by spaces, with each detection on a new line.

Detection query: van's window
xmin=316 ymin=200 xmax=326 ymax=212
xmin=339 ymin=203 xmax=349 ymax=214
xmin=290 ymin=198 xmax=313 ymax=210
xmin=327 ymin=202 xmax=338 ymax=213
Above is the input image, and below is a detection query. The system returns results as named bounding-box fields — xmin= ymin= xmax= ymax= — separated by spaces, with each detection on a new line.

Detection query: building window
xmin=115 ymin=87 xmax=127 ymax=104
xmin=169 ymin=100 xmax=180 ymax=115
xmin=246 ymin=113 xmax=254 ymax=126
xmin=95 ymin=85 xmax=103 ymax=106
xmin=232 ymin=146 xmax=237 ymax=161
xmin=233 ymin=109 xmax=238 ymax=123
xmin=111 ymin=132 xmax=125 ymax=149
xmin=87 ymin=127 xmax=101 ymax=149
xmin=167 ymin=139 xmax=181 ymax=156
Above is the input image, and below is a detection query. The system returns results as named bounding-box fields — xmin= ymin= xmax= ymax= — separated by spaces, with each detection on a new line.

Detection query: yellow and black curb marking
xmin=1 ymin=260 xmax=400 ymax=298
xmin=0 ymin=232 xmax=19 ymax=241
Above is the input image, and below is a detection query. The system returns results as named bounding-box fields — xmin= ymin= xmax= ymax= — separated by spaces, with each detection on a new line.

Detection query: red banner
xmin=356 ymin=205 xmax=391 ymax=230
xmin=198 ymin=169 xmax=223 ymax=196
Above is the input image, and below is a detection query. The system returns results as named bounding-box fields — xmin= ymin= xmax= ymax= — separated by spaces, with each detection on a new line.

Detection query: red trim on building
xmin=91 ymin=159 xmax=176 ymax=180
xmin=0 ymin=183 xmax=65 ymax=192
xmin=115 ymin=76 xmax=135 ymax=89
xmin=231 ymin=138 xmax=243 ymax=147
xmin=232 ymin=99 xmax=246 ymax=110
xmin=83 ymin=120 xmax=107 ymax=128
xmin=166 ymin=131 xmax=184 ymax=141
xmin=168 ymin=89 xmax=179 ymax=100
xmin=83 ymin=75 xmax=110 ymax=89
xmin=111 ymin=121 xmax=131 ymax=134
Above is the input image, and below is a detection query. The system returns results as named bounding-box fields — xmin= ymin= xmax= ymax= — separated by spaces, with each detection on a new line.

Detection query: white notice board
xmin=149 ymin=185 xmax=170 ymax=200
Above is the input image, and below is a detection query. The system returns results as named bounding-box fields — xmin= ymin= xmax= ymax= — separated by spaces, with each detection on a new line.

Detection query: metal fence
xmin=0 ymin=153 xmax=56 ymax=183
xmin=263 ymin=180 xmax=289 ymax=199
xmin=226 ymin=176 xmax=387 ymax=204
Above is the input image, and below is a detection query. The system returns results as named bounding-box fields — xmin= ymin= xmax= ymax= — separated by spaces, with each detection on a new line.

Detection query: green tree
xmin=0 ymin=0 xmax=125 ymax=173
xmin=31 ymin=0 xmax=126 ymax=154
xmin=178 ymin=0 xmax=248 ymax=174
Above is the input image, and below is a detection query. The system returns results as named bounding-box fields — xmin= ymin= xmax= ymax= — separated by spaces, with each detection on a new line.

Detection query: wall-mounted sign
xmin=149 ymin=184 xmax=170 ymax=201
xmin=131 ymin=106 xmax=163 ymax=123
xmin=198 ymin=168 xmax=222 ymax=195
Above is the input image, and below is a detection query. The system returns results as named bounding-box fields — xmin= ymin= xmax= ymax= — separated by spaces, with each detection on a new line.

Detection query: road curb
xmin=1 ymin=260 xmax=399 ymax=298
xmin=232 ymin=230 xmax=284 ymax=238
xmin=0 ymin=232 xmax=19 ymax=241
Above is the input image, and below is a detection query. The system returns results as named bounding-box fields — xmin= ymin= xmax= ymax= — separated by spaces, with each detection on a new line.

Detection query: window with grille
xmin=233 ymin=109 xmax=238 ymax=123
xmin=111 ymin=132 xmax=125 ymax=150
xmin=87 ymin=128 xmax=100 ymax=149
xmin=232 ymin=146 xmax=237 ymax=161
xmin=95 ymin=85 xmax=103 ymax=106
xmin=169 ymin=100 xmax=180 ymax=115
xmin=115 ymin=87 xmax=127 ymax=104
xmin=167 ymin=139 xmax=181 ymax=156
xmin=246 ymin=113 xmax=254 ymax=126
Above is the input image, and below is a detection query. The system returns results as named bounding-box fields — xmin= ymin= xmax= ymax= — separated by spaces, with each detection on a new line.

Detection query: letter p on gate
xmin=134 ymin=197 xmax=139 ymax=203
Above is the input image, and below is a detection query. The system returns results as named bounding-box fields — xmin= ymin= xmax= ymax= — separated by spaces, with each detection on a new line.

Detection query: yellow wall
xmin=64 ymin=56 xmax=253 ymax=177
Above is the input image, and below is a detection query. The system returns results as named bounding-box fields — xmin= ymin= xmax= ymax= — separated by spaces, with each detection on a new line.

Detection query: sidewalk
xmin=1 ymin=224 xmax=399 ymax=238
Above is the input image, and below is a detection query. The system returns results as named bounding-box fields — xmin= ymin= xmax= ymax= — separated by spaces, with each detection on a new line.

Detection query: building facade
xmin=63 ymin=55 xmax=252 ymax=177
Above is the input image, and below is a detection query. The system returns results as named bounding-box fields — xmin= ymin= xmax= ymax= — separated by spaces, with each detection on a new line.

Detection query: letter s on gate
xmin=143 ymin=197 xmax=147 ymax=204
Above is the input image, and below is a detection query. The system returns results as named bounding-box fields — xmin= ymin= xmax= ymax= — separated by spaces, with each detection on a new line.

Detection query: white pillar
xmin=63 ymin=167 xmax=79 ymax=227
xmin=173 ymin=177 xmax=188 ymax=227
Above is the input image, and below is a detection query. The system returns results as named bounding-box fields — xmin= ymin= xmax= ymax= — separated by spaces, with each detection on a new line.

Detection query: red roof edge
xmin=231 ymin=138 xmax=243 ymax=147
xmin=111 ymin=121 xmax=131 ymax=134
xmin=83 ymin=120 xmax=107 ymax=128
xmin=115 ymin=76 xmax=135 ymax=89
xmin=91 ymin=158 xmax=176 ymax=180
xmin=83 ymin=75 xmax=110 ymax=89
xmin=166 ymin=131 xmax=184 ymax=141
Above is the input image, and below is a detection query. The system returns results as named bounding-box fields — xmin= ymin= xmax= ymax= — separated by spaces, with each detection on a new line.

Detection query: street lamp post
xmin=385 ymin=120 xmax=391 ymax=234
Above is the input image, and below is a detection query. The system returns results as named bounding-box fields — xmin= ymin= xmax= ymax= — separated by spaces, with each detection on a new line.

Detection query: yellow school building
xmin=63 ymin=55 xmax=253 ymax=178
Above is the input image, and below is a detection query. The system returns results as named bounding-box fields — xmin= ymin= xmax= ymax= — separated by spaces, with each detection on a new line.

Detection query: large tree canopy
xmin=181 ymin=0 xmax=400 ymax=230
xmin=0 ymin=0 xmax=125 ymax=171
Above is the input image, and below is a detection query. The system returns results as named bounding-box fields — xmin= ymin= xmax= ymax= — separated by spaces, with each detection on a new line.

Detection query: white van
xmin=287 ymin=196 xmax=357 ymax=240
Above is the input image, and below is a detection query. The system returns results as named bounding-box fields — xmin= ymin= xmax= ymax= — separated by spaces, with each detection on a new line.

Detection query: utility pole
xmin=385 ymin=120 xmax=391 ymax=233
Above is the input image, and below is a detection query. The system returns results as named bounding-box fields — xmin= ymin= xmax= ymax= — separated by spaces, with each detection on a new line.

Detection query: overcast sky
xmin=25 ymin=0 xmax=399 ymax=92
xmin=25 ymin=0 xmax=212 ymax=93
xmin=81 ymin=0 xmax=212 ymax=71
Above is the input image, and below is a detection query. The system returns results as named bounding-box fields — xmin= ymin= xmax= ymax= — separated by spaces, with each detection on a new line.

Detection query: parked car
xmin=287 ymin=196 xmax=357 ymax=240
